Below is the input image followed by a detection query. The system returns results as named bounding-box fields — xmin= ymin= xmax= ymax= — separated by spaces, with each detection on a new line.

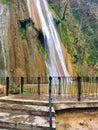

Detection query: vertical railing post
xmin=58 ymin=76 xmax=61 ymax=95
xmin=96 ymin=77 xmax=98 ymax=95
xmin=96 ymin=77 xmax=98 ymax=84
xmin=49 ymin=76 xmax=52 ymax=130
xmin=77 ymin=76 xmax=81 ymax=101
xmin=21 ymin=77 xmax=24 ymax=94
xmin=6 ymin=77 xmax=9 ymax=96
xmin=38 ymin=77 xmax=40 ymax=95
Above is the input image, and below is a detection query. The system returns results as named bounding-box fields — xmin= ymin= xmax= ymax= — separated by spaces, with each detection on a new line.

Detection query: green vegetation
xmin=70 ymin=0 xmax=98 ymax=65
xmin=20 ymin=28 xmax=26 ymax=39
xmin=37 ymin=29 xmax=48 ymax=57
xmin=18 ymin=22 xmax=26 ymax=39
xmin=37 ymin=43 xmax=48 ymax=57
xmin=50 ymin=1 xmax=87 ymax=70
xmin=18 ymin=19 xmax=33 ymax=39
xmin=1 ymin=0 xmax=9 ymax=4
xmin=23 ymin=89 xmax=31 ymax=94
xmin=16 ymin=86 xmax=31 ymax=94
xmin=49 ymin=0 xmax=98 ymax=76
xmin=49 ymin=0 xmax=67 ymax=20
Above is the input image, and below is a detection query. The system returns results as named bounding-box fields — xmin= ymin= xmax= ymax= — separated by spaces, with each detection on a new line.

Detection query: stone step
xmin=0 ymin=102 xmax=55 ymax=116
xmin=0 ymin=112 xmax=56 ymax=130
xmin=0 ymin=97 xmax=49 ymax=106
xmin=0 ymin=128 xmax=14 ymax=130
xmin=0 ymin=97 xmax=56 ymax=130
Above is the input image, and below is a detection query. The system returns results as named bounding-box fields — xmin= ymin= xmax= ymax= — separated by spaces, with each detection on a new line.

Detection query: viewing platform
xmin=1 ymin=94 xmax=98 ymax=111
xmin=0 ymin=94 xmax=98 ymax=130
xmin=0 ymin=76 xmax=98 ymax=129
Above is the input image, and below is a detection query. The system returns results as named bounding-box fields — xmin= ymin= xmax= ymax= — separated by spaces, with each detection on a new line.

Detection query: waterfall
xmin=0 ymin=33 xmax=7 ymax=74
xmin=27 ymin=0 xmax=70 ymax=77
xmin=27 ymin=0 xmax=31 ymax=18
xmin=0 ymin=3 xmax=8 ymax=75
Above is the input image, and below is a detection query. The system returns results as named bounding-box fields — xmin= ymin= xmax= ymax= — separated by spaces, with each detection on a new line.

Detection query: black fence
xmin=0 ymin=76 xmax=98 ymax=101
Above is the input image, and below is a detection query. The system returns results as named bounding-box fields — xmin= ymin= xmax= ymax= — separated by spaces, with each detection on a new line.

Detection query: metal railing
xmin=0 ymin=76 xmax=98 ymax=101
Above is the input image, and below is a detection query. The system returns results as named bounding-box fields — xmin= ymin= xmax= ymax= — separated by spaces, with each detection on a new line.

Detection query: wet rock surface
xmin=56 ymin=108 xmax=98 ymax=130
xmin=0 ymin=96 xmax=55 ymax=130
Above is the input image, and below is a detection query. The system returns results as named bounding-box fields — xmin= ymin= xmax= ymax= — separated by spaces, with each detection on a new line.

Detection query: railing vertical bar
xmin=88 ymin=77 xmax=90 ymax=97
xmin=6 ymin=77 xmax=9 ymax=96
xmin=77 ymin=76 xmax=81 ymax=101
xmin=21 ymin=77 xmax=24 ymax=94
xmin=38 ymin=77 xmax=40 ymax=95
xmin=58 ymin=76 xmax=61 ymax=95
xmin=96 ymin=77 xmax=98 ymax=97
xmin=49 ymin=76 xmax=52 ymax=130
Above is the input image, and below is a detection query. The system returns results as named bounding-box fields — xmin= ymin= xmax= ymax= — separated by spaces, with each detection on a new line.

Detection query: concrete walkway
xmin=1 ymin=94 xmax=98 ymax=110
xmin=0 ymin=94 xmax=98 ymax=129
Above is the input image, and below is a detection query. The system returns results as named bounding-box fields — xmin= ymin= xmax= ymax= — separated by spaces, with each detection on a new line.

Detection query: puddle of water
xmin=56 ymin=108 xmax=98 ymax=130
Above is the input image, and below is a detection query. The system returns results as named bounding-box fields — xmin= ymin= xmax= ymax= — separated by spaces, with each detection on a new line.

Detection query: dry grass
xmin=0 ymin=85 xmax=6 ymax=94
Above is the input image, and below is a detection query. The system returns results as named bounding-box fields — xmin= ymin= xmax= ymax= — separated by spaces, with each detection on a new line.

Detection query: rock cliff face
xmin=0 ymin=0 xmax=73 ymax=78
xmin=0 ymin=0 xmax=98 ymax=77
xmin=8 ymin=0 xmax=30 ymax=77
xmin=0 ymin=0 xmax=46 ymax=78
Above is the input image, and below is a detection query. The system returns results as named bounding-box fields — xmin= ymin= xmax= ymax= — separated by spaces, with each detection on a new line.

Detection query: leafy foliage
xmin=18 ymin=19 xmax=33 ymax=39
xmin=18 ymin=22 xmax=26 ymax=39
xmin=70 ymin=0 xmax=98 ymax=65
xmin=49 ymin=0 xmax=98 ymax=75
xmin=1 ymin=0 xmax=9 ymax=4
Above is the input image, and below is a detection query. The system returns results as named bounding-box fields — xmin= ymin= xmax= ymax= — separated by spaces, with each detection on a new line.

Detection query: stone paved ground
xmin=0 ymin=95 xmax=56 ymax=130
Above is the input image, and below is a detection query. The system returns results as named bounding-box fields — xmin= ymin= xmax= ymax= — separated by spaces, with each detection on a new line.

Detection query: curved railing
xmin=0 ymin=76 xmax=98 ymax=101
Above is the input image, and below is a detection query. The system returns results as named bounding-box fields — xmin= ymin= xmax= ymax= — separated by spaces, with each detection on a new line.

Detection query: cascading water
xmin=0 ymin=33 xmax=7 ymax=74
xmin=0 ymin=2 xmax=9 ymax=76
xmin=27 ymin=0 xmax=31 ymax=18
xmin=27 ymin=0 xmax=70 ymax=77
